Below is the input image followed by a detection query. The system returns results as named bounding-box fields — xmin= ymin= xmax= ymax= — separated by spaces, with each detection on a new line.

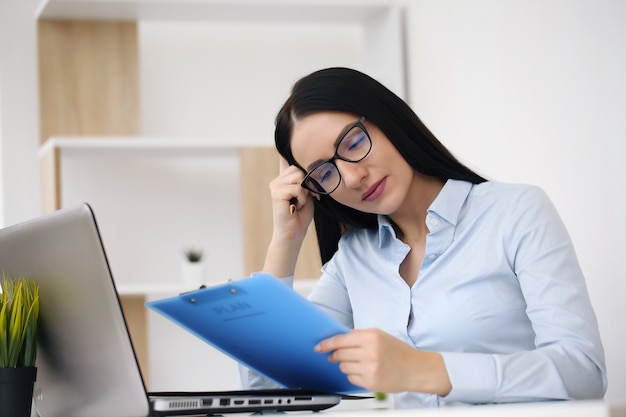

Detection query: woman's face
xmin=290 ymin=112 xmax=415 ymax=215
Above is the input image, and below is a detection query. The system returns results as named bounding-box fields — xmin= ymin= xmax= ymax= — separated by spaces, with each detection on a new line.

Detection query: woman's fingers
xmin=278 ymin=155 xmax=290 ymax=172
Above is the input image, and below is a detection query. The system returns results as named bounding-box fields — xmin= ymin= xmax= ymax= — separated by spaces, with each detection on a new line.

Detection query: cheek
xmin=378 ymin=140 xmax=404 ymax=164
xmin=326 ymin=189 xmax=352 ymax=207
xmin=380 ymin=143 xmax=413 ymax=177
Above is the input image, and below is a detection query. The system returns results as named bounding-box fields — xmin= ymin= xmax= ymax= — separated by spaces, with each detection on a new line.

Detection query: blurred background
xmin=1 ymin=0 xmax=624 ymax=406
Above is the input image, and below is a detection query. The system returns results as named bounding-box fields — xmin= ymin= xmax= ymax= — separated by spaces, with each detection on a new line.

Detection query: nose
xmin=336 ymin=159 xmax=366 ymax=189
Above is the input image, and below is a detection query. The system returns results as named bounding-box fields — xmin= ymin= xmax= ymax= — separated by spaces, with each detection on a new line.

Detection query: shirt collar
xmin=377 ymin=214 xmax=397 ymax=247
xmin=375 ymin=179 xmax=473 ymax=245
xmin=427 ymin=179 xmax=473 ymax=226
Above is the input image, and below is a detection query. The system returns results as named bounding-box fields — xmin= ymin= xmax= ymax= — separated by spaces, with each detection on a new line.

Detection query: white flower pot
xmin=180 ymin=261 xmax=205 ymax=287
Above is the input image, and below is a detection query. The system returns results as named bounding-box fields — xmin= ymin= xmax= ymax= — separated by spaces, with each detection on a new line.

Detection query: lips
xmin=361 ymin=177 xmax=387 ymax=201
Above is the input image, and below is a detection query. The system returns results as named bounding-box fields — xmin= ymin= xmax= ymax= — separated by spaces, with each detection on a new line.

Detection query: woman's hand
xmin=268 ymin=157 xmax=315 ymax=242
xmin=315 ymin=328 xmax=452 ymax=396
xmin=262 ymin=156 xmax=316 ymax=278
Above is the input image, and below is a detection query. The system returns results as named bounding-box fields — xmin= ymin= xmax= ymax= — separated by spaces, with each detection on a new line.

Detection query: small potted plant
xmin=181 ymin=248 xmax=205 ymax=287
xmin=184 ymin=248 xmax=203 ymax=264
xmin=0 ymin=273 xmax=40 ymax=417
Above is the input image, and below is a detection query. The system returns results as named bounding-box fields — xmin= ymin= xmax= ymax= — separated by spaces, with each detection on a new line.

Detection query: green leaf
xmin=0 ymin=274 xmax=39 ymax=368
xmin=23 ymin=293 xmax=39 ymax=366
xmin=0 ymin=295 xmax=8 ymax=367
xmin=8 ymin=280 xmax=26 ymax=366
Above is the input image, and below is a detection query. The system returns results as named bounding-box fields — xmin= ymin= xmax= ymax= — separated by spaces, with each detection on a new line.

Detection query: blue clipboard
xmin=145 ymin=273 xmax=365 ymax=394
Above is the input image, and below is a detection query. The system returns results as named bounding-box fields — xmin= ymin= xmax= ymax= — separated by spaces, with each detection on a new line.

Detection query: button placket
xmin=425 ymin=214 xmax=442 ymax=263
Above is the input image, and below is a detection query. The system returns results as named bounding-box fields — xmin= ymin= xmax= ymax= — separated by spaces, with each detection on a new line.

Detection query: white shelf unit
xmin=36 ymin=0 xmax=408 ymax=395
xmin=40 ymin=136 xmax=250 ymax=288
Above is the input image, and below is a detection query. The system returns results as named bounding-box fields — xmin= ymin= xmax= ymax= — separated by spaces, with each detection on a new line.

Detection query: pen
xmin=289 ymin=197 xmax=297 ymax=216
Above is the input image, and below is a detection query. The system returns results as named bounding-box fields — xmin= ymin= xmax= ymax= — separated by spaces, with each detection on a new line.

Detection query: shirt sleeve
xmin=307 ymin=254 xmax=355 ymax=329
xmin=442 ymin=186 xmax=607 ymax=403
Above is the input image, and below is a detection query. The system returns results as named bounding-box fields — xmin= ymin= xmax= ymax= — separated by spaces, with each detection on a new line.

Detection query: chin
xmin=360 ymin=201 xmax=398 ymax=217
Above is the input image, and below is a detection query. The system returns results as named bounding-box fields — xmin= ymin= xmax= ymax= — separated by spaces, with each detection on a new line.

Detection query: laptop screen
xmin=0 ymin=204 xmax=152 ymax=417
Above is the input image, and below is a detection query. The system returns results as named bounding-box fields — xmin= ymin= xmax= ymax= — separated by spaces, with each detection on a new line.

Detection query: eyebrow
xmin=304 ymin=120 xmax=358 ymax=172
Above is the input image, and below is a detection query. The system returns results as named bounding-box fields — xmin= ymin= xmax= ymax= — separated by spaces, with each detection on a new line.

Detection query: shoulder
xmin=469 ymin=182 xmax=563 ymax=238
xmin=470 ymin=181 xmax=551 ymax=209
xmin=454 ymin=181 xmax=558 ymax=232
xmin=472 ymin=181 xmax=544 ymax=197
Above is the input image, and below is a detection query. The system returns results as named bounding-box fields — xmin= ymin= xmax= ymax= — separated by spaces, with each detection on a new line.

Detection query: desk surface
xmin=33 ymin=400 xmax=625 ymax=417
xmin=328 ymin=400 xmax=625 ymax=417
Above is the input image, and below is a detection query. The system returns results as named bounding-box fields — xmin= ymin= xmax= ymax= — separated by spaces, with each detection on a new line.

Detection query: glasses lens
xmin=301 ymin=118 xmax=371 ymax=195
xmin=337 ymin=125 xmax=371 ymax=162
xmin=306 ymin=162 xmax=340 ymax=194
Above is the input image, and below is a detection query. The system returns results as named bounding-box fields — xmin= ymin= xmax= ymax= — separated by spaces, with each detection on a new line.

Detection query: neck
xmin=389 ymin=174 xmax=444 ymax=242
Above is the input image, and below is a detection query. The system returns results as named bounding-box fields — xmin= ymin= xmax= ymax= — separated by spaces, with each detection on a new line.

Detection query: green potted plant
xmin=181 ymin=248 xmax=205 ymax=287
xmin=183 ymin=248 xmax=203 ymax=264
xmin=0 ymin=273 xmax=40 ymax=417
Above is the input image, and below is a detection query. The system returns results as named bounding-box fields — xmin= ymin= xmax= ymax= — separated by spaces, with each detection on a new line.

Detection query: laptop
xmin=0 ymin=203 xmax=344 ymax=417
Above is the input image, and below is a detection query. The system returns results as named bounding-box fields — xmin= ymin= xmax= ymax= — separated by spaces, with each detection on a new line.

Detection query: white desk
xmin=41 ymin=401 xmax=624 ymax=417
xmin=328 ymin=400 xmax=624 ymax=417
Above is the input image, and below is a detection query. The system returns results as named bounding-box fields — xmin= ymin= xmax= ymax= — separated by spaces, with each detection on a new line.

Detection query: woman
xmin=256 ymin=67 xmax=606 ymax=408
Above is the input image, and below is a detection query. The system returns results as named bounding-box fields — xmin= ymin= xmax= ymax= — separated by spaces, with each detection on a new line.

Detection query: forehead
xmin=290 ymin=112 xmax=358 ymax=167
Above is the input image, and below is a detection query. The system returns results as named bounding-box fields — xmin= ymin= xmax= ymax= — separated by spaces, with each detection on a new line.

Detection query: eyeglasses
xmin=301 ymin=116 xmax=372 ymax=195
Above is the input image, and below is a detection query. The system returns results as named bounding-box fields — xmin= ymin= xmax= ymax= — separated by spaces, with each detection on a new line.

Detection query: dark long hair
xmin=275 ymin=67 xmax=486 ymax=264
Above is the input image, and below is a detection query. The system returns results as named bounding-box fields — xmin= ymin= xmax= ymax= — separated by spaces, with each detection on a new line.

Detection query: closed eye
xmin=347 ymin=132 xmax=367 ymax=151
xmin=315 ymin=164 xmax=337 ymax=183
xmin=339 ymin=128 xmax=368 ymax=155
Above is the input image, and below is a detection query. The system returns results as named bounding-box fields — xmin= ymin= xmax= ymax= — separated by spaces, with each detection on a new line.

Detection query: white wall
xmin=139 ymin=21 xmax=366 ymax=141
xmin=406 ymin=0 xmax=626 ymax=404
xmin=0 ymin=0 xmax=41 ymax=229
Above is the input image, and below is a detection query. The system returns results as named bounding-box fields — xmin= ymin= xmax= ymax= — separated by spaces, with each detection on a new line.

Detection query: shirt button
xmin=430 ymin=218 xmax=439 ymax=226
xmin=428 ymin=254 xmax=436 ymax=260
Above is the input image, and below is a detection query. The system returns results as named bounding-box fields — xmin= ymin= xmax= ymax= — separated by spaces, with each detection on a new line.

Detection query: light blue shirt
xmin=307 ymin=179 xmax=607 ymax=407
xmin=246 ymin=179 xmax=606 ymax=408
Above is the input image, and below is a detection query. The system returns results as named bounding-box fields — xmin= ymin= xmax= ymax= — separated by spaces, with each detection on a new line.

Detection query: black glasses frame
xmin=301 ymin=116 xmax=372 ymax=195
